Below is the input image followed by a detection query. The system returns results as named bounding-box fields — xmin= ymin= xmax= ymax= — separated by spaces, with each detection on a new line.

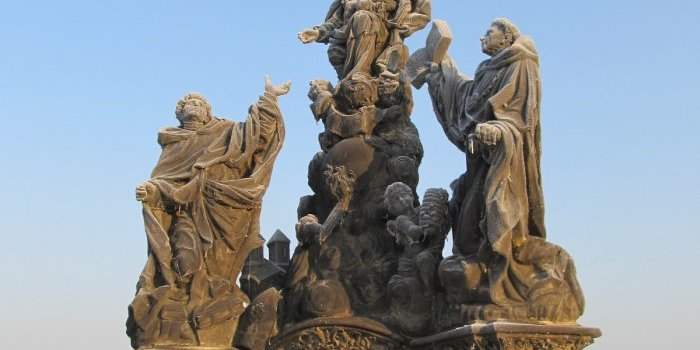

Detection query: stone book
xmin=407 ymin=20 xmax=453 ymax=89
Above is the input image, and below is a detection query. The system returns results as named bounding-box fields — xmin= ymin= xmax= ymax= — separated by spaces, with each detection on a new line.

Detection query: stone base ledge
xmin=270 ymin=317 xmax=406 ymax=350
xmin=411 ymin=322 xmax=601 ymax=350
xmin=138 ymin=347 xmax=235 ymax=350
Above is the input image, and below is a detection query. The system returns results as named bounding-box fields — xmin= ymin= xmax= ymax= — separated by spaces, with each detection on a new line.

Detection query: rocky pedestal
xmin=411 ymin=323 xmax=601 ymax=350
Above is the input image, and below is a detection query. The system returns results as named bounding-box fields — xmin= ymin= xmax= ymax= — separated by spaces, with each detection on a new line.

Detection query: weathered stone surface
xmin=411 ymin=322 xmax=601 ymax=350
xmin=384 ymin=184 xmax=450 ymax=336
xmin=271 ymin=317 xmax=406 ymax=350
xmin=234 ymin=288 xmax=283 ymax=350
xmin=423 ymin=18 xmax=586 ymax=326
xmin=407 ymin=20 xmax=452 ymax=88
xmin=289 ymin=0 xmax=432 ymax=328
xmin=124 ymin=4 xmax=602 ymax=348
xmin=126 ymin=78 xmax=291 ymax=350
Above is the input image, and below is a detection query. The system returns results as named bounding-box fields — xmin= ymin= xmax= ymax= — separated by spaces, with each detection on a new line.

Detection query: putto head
xmin=384 ymin=182 xmax=415 ymax=217
xmin=298 ymin=213 xmax=319 ymax=227
xmin=308 ymin=79 xmax=334 ymax=101
xmin=481 ymin=17 xmax=520 ymax=56
xmin=337 ymin=72 xmax=379 ymax=110
xmin=175 ymin=93 xmax=213 ymax=129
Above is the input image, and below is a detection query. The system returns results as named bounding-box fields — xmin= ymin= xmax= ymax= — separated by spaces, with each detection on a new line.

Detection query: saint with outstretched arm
xmin=127 ymin=77 xmax=292 ymax=349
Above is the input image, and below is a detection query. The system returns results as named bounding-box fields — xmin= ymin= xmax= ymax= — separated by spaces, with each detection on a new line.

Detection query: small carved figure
xmin=299 ymin=0 xmax=431 ymax=79
xmin=384 ymin=182 xmax=418 ymax=222
xmin=309 ymin=74 xmax=381 ymax=151
xmin=283 ymin=166 xmax=356 ymax=324
xmin=127 ymin=77 xmax=291 ymax=349
xmin=415 ymin=188 xmax=450 ymax=292
xmin=384 ymin=183 xmax=449 ymax=335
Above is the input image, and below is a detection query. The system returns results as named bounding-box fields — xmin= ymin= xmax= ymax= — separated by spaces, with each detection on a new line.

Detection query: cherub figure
xmin=385 ymin=183 xmax=449 ymax=294
xmin=384 ymin=182 xmax=418 ymax=228
xmin=384 ymin=182 xmax=449 ymax=334
xmin=282 ymin=166 xmax=356 ymax=324
xmin=308 ymin=74 xmax=382 ymax=150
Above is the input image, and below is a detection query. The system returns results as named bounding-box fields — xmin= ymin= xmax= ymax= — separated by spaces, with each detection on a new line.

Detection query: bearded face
xmin=181 ymin=100 xmax=207 ymax=121
xmin=176 ymin=94 xmax=212 ymax=130
xmin=481 ymin=25 xmax=510 ymax=56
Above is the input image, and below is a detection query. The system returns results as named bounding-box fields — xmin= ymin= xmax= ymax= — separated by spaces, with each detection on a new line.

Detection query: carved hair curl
xmin=491 ymin=17 xmax=521 ymax=45
xmin=175 ymin=92 xmax=212 ymax=120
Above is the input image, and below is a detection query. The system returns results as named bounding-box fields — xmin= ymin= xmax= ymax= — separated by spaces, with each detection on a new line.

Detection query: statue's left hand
xmin=135 ymin=181 xmax=158 ymax=204
xmin=265 ymin=76 xmax=292 ymax=97
xmin=475 ymin=123 xmax=502 ymax=146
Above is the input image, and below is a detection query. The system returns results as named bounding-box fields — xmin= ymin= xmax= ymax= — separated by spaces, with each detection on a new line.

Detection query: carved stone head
xmin=337 ymin=72 xmax=379 ymax=111
xmin=175 ymin=93 xmax=213 ymax=130
xmin=295 ymin=214 xmax=321 ymax=246
xmin=308 ymin=79 xmax=334 ymax=101
xmin=296 ymin=214 xmax=319 ymax=234
xmin=481 ymin=17 xmax=520 ymax=56
xmin=384 ymin=182 xmax=415 ymax=217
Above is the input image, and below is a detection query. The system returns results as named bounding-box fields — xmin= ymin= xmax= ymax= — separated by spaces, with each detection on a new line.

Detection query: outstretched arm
xmin=264 ymin=75 xmax=291 ymax=97
xmin=426 ymin=57 xmax=473 ymax=152
xmin=255 ymin=76 xmax=291 ymax=148
xmin=298 ymin=0 xmax=344 ymax=44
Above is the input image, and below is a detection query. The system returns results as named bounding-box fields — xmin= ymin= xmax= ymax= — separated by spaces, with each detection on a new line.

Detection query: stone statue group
xmin=126 ymin=2 xmax=594 ymax=350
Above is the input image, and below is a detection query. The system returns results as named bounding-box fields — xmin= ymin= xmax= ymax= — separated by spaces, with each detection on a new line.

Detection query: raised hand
xmin=264 ymin=76 xmax=292 ymax=97
xmin=298 ymin=28 xmax=320 ymax=44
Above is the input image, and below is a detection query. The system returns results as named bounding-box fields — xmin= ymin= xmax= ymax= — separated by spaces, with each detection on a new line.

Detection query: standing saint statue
xmin=126 ymin=77 xmax=291 ymax=349
xmin=419 ymin=18 xmax=585 ymax=324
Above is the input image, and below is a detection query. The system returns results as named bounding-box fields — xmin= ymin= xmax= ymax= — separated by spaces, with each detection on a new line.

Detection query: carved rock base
xmin=411 ymin=322 xmax=601 ymax=350
xmin=270 ymin=317 xmax=405 ymax=350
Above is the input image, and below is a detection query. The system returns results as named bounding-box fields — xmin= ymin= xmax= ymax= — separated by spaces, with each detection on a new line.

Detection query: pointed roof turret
xmin=267 ymin=229 xmax=290 ymax=245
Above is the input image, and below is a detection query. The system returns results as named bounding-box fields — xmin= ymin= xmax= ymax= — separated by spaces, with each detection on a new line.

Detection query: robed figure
xmin=427 ymin=19 xmax=584 ymax=322
xmin=299 ymin=0 xmax=431 ymax=79
xmin=127 ymin=78 xmax=291 ymax=349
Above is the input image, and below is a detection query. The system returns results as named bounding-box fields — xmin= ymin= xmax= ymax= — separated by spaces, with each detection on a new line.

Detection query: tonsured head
xmin=481 ymin=17 xmax=520 ymax=56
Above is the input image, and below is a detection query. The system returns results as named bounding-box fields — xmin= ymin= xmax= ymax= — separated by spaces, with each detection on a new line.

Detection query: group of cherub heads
xmin=308 ymin=68 xmax=409 ymax=152
xmin=302 ymin=0 xmax=430 ymax=150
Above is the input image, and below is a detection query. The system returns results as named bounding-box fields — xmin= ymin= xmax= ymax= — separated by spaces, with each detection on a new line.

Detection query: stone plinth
xmin=138 ymin=347 xmax=234 ymax=350
xmin=411 ymin=322 xmax=601 ymax=350
xmin=270 ymin=317 xmax=406 ymax=350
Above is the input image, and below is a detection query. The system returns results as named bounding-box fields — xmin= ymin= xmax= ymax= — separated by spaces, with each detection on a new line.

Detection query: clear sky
xmin=1 ymin=1 xmax=698 ymax=349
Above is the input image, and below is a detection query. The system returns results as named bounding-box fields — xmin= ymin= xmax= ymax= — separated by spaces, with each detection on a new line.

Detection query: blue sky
xmin=0 ymin=1 xmax=698 ymax=349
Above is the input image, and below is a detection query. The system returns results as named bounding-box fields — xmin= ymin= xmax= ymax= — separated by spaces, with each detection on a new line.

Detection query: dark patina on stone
xmin=126 ymin=3 xmax=602 ymax=350
xmin=411 ymin=322 xmax=602 ymax=350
